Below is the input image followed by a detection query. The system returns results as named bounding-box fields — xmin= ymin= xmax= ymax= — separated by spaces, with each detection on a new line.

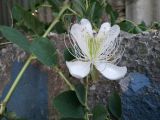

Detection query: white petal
xmin=95 ymin=62 xmax=127 ymax=80
xmin=97 ymin=25 xmax=121 ymax=57
xmin=66 ymin=61 xmax=91 ymax=79
xmin=80 ymin=19 xmax=93 ymax=37
xmin=107 ymin=25 xmax=120 ymax=42
xmin=70 ymin=19 xmax=93 ymax=57
xmin=97 ymin=22 xmax=111 ymax=39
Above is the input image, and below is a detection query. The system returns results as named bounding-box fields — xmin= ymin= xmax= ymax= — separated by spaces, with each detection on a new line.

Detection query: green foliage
xmin=75 ymin=84 xmax=86 ymax=106
xmin=92 ymin=104 xmax=108 ymax=120
xmin=63 ymin=48 xmax=75 ymax=61
xmin=46 ymin=0 xmax=120 ymax=31
xmin=53 ymin=21 xmax=67 ymax=34
xmin=105 ymin=2 xmax=118 ymax=25
xmin=108 ymin=92 xmax=121 ymax=119
xmin=90 ymin=66 xmax=99 ymax=82
xmin=0 ymin=26 xmax=30 ymax=52
xmin=151 ymin=22 xmax=160 ymax=30
xmin=118 ymin=20 xmax=148 ymax=34
xmin=30 ymin=37 xmax=57 ymax=66
xmin=138 ymin=21 xmax=148 ymax=31
xmin=47 ymin=0 xmax=69 ymax=33
xmin=86 ymin=1 xmax=105 ymax=27
xmin=47 ymin=0 xmax=65 ymax=12
xmin=11 ymin=0 xmax=150 ymax=34
xmin=12 ymin=5 xmax=45 ymax=35
xmin=27 ymin=0 xmax=45 ymax=11
xmin=0 ymin=26 xmax=58 ymax=66
xmin=53 ymin=91 xmax=85 ymax=119
xmin=71 ymin=0 xmax=85 ymax=17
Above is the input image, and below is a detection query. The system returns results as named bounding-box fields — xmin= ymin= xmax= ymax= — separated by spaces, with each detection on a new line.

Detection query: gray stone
xmin=119 ymin=31 xmax=160 ymax=82
xmin=121 ymin=73 xmax=160 ymax=120
xmin=0 ymin=61 xmax=48 ymax=120
xmin=130 ymin=73 xmax=150 ymax=92
xmin=119 ymin=73 xmax=150 ymax=93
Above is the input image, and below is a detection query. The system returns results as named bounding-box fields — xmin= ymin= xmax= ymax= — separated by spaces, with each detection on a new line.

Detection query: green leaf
xmin=54 ymin=20 xmax=67 ymax=33
xmin=72 ymin=0 xmax=85 ymax=17
xmin=92 ymin=104 xmax=107 ymax=120
xmin=89 ymin=2 xmax=96 ymax=20
xmin=151 ymin=21 xmax=160 ymax=30
xmin=118 ymin=20 xmax=135 ymax=33
xmin=108 ymin=92 xmax=121 ymax=119
xmin=118 ymin=20 xmax=148 ymax=34
xmin=64 ymin=48 xmax=75 ymax=61
xmin=47 ymin=0 xmax=64 ymax=12
xmin=75 ymin=84 xmax=86 ymax=106
xmin=30 ymin=37 xmax=57 ymax=66
xmin=53 ymin=91 xmax=85 ymax=119
xmin=0 ymin=26 xmax=30 ymax=52
xmin=132 ymin=26 xmax=142 ymax=34
xmin=138 ymin=21 xmax=148 ymax=31
xmin=12 ymin=5 xmax=45 ymax=35
xmin=28 ymin=0 xmax=45 ymax=11
xmin=106 ymin=2 xmax=119 ymax=25
xmin=90 ymin=66 xmax=99 ymax=82
xmin=87 ymin=1 xmax=104 ymax=26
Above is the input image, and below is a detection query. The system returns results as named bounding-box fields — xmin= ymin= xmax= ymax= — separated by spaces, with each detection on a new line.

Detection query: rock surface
xmin=121 ymin=73 xmax=160 ymax=120
xmin=120 ymin=31 xmax=160 ymax=82
xmin=0 ymin=61 xmax=48 ymax=120
xmin=119 ymin=31 xmax=160 ymax=120
xmin=119 ymin=72 xmax=150 ymax=93
xmin=0 ymin=30 xmax=160 ymax=120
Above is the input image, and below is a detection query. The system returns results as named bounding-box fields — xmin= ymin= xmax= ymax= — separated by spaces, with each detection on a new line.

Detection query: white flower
xmin=65 ymin=19 xmax=127 ymax=80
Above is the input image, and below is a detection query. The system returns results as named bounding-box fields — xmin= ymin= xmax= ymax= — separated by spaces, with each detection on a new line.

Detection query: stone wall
xmin=119 ymin=31 xmax=160 ymax=82
xmin=126 ymin=0 xmax=160 ymax=25
xmin=0 ymin=30 xmax=160 ymax=120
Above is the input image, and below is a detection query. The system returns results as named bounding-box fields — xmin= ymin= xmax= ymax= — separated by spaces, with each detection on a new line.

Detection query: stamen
xmin=64 ymin=32 xmax=89 ymax=62
xmin=97 ymin=35 xmax=124 ymax=64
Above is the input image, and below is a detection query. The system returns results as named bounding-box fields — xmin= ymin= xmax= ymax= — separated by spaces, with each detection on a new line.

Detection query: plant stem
xmin=3 ymin=55 xmax=33 ymax=104
xmin=67 ymin=7 xmax=81 ymax=17
xmin=55 ymin=66 xmax=74 ymax=90
xmin=85 ymin=76 xmax=89 ymax=120
xmin=85 ymin=76 xmax=89 ymax=107
xmin=85 ymin=0 xmax=89 ymax=10
xmin=0 ymin=2 xmax=70 ymax=115
xmin=0 ymin=55 xmax=34 ymax=115
xmin=42 ymin=2 xmax=70 ymax=37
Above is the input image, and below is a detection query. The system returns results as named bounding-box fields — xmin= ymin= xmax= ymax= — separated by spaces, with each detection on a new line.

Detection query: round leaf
xmin=30 ymin=37 xmax=57 ymax=66
xmin=0 ymin=26 xmax=30 ymax=52
xmin=92 ymin=104 xmax=108 ymax=120
xmin=53 ymin=91 xmax=85 ymax=119
xmin=12 ymin=5 xmax=45 ymax=35
xmin=108 ymin=92 xmax=122 ymax=119
xmin=75 ymin=84 xmax=86 ymax=106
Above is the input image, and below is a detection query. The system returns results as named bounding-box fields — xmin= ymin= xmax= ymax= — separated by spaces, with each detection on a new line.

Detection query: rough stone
xmin=0 ymin=30 xmax=160 ymax=120
xmin=121 ymin=83 xmax=160 ymax=120
xmin=120 ymin=73 xmax=160 ymax=120
xmin=119 ymin=31 xmax=160 ymax=82
xmin=119 ymin=72 xmax=150 ymax=93
xmin=0 ymin=61 xmax=48 ymax=120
